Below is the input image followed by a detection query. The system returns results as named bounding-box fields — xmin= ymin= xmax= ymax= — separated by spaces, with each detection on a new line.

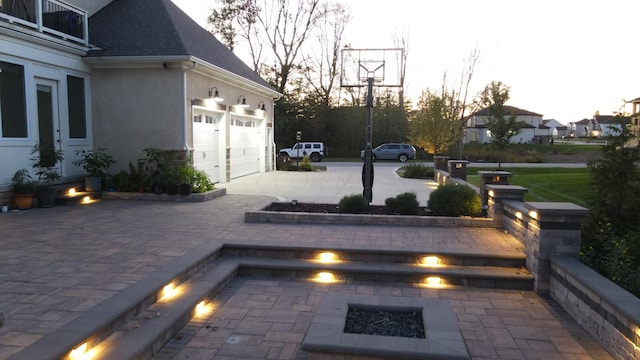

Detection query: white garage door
xmin=193 ymin=111 xmax=221 ymax=183
xmin=230 ymin=116 xmax=261 ymax=178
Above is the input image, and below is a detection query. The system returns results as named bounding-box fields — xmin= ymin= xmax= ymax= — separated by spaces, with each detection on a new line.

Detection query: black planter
xmin=37 ymin=188 xmax=57 ymax=208
xmin=85 ymin=176 xmax=102 ymax=192
xmin=165 ymin=183 xmax=178 ymax=195
xmin=179 ymin=183 xmax=192 ymax=195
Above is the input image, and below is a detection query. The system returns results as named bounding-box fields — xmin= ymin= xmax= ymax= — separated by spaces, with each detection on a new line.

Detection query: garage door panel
xmin=230 ymin=117 xmax=261 ymax=178
xmin=193 ymin=112 xmax=221 ymax=184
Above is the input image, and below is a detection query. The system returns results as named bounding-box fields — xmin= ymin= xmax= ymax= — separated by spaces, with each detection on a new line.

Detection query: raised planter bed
xmin=101 ymin=188 xmax=226 ymax=202
xmin=245 ymin=202 xmax=494 ymax=227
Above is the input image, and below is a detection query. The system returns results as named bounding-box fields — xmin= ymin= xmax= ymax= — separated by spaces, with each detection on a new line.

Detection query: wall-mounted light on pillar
xmin=208 ymin=87 xmax=223 ymax=102
xmin=236 ymin=95 xmax=250 ymax=108
xmin=257 ymin=101 xmax=266 ymax=111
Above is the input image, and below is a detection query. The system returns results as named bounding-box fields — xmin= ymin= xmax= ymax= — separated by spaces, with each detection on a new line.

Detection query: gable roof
xmin=473 ymin=105 xmax=542 ymax=117
xmin=85 ymin=0 xmax=272 ymax=90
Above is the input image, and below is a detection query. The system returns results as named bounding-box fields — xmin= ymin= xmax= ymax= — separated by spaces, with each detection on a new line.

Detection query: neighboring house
xmin=568 ymin=115 xmax=627 ymax=138
xmin=541 ymin=119 xmax=568 ymax=139
xmin=568 ymin=118 xmax=598 ymax=138
xmin=0 ymin=0 xmax=281 ymax=195
xmin=464 ymin=106 xmax=551 ymax=144
xmin=626 ymin=97 xmax=640 ymax=147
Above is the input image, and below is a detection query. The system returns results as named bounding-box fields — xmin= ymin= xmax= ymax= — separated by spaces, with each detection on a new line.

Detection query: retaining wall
xmin=439 ymin=162 xmax=639 ymax=360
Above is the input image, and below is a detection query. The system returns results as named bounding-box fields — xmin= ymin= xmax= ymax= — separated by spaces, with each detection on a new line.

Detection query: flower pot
xmin=165 ymin=183 xmax=178 ymax=195
xmin=85 ymin=176 xmax=102 ymax=192
xmin=37 ymin=188 xmax=57 ymax=208
xmin=14 ymin=193 xmax=33 ymax=210
xmin=179 ymin=183 xmax=192 ymax=195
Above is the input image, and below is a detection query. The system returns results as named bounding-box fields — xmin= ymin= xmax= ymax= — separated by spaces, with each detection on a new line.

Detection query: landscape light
xmin=315 ymin=272 xmax=335 ymax=283
xmin=424 ymin=276 xmax=446 ymax=288
xmin=69 ymin=343 xmax=88 ymax=360
xmin=421 ymin=256 xmax=441 ymax=267
xmin=161 ymin=283 xmax=178 ymax=300
xmin=195 ymin=300 xmax=211 ymax=317
xmin=317 ymin=252 xmax=338 ymax=263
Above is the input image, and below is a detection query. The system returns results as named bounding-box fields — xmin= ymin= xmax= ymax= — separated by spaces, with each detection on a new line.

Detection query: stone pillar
xmin=523 ymin=202 xmax=588 ymax=294
xmin=486 ymin=184 xmax=528 ymax=227
xmin=433 ymin=156 xmax=450 ymax=171
xmin=448 ymin=160 xmax=469 ymax=181
xmin=478 ymin=171 xmax=513 ymax=207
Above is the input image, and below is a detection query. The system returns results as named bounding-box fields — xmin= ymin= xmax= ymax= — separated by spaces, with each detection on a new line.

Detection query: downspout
xmin=183 ymin=61 xmax=197 ymax=158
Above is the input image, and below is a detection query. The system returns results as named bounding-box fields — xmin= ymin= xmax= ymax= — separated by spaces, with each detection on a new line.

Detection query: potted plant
xmin=178 ymin=163 xmax=196 ymax=195
xmin=73 ymin=148 xmax=115 ymax=192
xmin=11 ymin=169 xmax=36 ymax=210
xmin=31 ymin=143 xmax=64 ymax=207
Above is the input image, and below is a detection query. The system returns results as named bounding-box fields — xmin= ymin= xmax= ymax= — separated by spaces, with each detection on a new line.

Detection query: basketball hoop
xmin=341 ymin=48 xmax=404 ymax=203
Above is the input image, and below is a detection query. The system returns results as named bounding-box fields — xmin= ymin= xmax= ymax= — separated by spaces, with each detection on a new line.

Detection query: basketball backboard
xmin=340 ymin=48 xmax=404 ymax=87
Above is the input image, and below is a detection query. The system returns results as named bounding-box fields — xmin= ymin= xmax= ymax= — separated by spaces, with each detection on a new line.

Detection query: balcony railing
xmin=0 ymin=0 xmax=88 ymax=46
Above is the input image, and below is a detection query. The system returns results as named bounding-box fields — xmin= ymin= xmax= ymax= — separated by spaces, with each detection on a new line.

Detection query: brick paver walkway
xmin=0 ymin=194 xmax=612 ymax=359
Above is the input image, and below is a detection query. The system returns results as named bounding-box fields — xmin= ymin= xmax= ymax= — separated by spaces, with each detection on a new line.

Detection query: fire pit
xmin=302 ymin=295 xmax=470 ymax=359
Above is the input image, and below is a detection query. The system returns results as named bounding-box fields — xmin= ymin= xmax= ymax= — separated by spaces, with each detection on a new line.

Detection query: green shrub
xmin=427 ymin=184 xmax=481 ymax=216
xmin=338 ymin=194 xmax=368 ymax=213
xmin=385 ymin=192 xmax=419 ymax=215
xmin=400 ymin=164 xmax=433 ymax=179
xmin=278 ymin=154 xmax=313 ymax=171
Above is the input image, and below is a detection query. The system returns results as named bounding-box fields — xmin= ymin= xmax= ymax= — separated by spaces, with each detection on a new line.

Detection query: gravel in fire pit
xmin=344 ymin=307 xmax=425 ymax=338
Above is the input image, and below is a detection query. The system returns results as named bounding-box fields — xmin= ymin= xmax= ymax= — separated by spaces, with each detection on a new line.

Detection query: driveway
xmin=219 ymin=162 xmax=438 ymax=206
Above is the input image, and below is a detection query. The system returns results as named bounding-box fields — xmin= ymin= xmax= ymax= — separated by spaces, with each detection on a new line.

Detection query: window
xmin=0 ymin=61 xmax=28 ymax=138
xmin=67 ymin=75 xmax=87 ymax=138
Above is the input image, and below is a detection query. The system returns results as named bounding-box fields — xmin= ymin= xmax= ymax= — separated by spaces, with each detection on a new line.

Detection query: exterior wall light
xmin=208 ymin=87 xmax=223 ymax=102
xmin=236 ymin=95 xmax=250 ymax=108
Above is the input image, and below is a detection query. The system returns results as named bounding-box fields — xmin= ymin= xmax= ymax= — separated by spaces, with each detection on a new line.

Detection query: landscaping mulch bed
xmin=264 ymin=202 xmax=433 ymax=216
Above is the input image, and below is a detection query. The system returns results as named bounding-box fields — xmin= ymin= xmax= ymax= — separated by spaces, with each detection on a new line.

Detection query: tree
xmin=302 ymin=2 xmax=350 ymax=109
xmin=408 ymin=49 xmax=479 ymax=157
xmin=580 ymin=122 xmax=640 ymax=296
xmin=475 ymin=81 xmax=523 ymax=150
xmin=208 ymin=0 xmax=260 ymax=57
xmin=257 ymin=0 xmax=323 ymax=95
xmin=409 ymin=89 xmax=462 ymax=155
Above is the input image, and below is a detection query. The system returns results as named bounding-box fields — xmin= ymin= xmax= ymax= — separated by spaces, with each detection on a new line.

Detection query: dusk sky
xmin=172 ymin=0 xmax=640 ymax=123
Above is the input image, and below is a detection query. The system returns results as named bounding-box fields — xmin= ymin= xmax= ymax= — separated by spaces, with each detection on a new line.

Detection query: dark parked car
xmin=360 ymin=143 xmax=416 ymax=162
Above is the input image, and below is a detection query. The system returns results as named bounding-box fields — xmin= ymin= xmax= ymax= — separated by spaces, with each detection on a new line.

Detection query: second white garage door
xmin=229 ymin=116 xmax=261 ymax=178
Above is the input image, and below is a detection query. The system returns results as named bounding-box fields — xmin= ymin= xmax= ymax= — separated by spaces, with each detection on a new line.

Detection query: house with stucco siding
xmin=464 ymin=105 xmax=552 ymax=144
xmin=0 ymin=0 xmax=280 ymax=200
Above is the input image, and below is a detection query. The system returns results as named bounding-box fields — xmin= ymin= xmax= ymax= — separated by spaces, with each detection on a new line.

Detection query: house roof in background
xmin=86 ymin=0 xmax=272 ymax=90
xmin=473 ymin=105 xmax=543 ymax=117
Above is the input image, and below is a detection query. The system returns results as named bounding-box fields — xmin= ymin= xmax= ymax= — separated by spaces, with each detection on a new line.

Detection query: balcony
xmin=0 ymin=0 xmax=88 ymax=46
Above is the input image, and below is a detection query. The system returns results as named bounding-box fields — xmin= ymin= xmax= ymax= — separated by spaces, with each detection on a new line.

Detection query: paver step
xmin=235 ymin=257 xmax=533 ymax=290
xmin=222 ymin=243 xmax=527 ymax=269
xmin=10 ymin=243 xmax=531 ymax=360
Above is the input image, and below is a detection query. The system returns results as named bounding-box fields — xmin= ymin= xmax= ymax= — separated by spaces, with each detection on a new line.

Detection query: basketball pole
xmin=363 ymin=77 xmax=374 ymax=203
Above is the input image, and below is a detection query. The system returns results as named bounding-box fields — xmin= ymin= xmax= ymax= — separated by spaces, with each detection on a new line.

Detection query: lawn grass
xmin=466 ymin=167 xmax=592 ymax=207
